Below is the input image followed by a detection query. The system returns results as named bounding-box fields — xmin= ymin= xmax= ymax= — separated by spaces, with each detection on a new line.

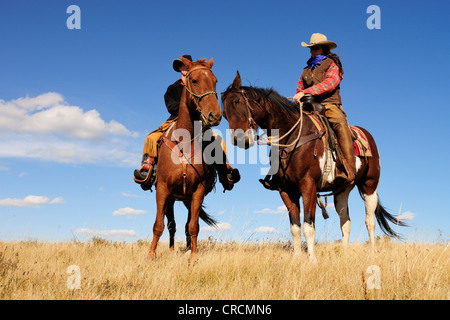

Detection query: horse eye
xmin=192 ymin=79 xmax=198 ymax=84
xmin=234 ymin=99 xmax=240 ymax=104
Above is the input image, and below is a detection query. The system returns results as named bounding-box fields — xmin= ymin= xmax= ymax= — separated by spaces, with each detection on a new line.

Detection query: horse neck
xmin=175 ymin=88 xmax=197 ymax=136
xmin=262 ymin=100 xmax=302 ymax=137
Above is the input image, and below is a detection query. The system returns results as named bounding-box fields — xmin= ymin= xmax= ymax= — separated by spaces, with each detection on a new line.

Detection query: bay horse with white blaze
xmin=222 ymin=71 xmax=406 ymax=262
xmin=148 ymin=57 xmax=222 ymax=261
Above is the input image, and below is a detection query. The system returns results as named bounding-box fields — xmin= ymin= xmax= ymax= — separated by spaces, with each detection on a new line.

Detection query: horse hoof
xmin=188 ymin=252 xmax=198 ymax=265
xmin=147 ymin=252 xmax=156 ymax=261
xmin=309 ymin=255 xmax=318 ymax=264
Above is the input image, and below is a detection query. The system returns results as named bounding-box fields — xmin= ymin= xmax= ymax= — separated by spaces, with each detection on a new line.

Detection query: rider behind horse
xmin=134 ymin=55 xmax=240 ymax=191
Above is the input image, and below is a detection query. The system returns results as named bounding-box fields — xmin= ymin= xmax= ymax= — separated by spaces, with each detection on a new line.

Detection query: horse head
xmin=181 ymin=56 xmax=222 ymax=127
xmin=221 ymin=71 xmax=260 ymax=149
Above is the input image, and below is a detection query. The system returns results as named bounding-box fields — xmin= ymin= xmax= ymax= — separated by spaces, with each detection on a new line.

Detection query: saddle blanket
xmin=350 ymin=126 xmax=372 ymax=157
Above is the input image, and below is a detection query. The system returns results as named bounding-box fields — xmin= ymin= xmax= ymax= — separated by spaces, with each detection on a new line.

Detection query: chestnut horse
xmin=222 ymin=71 xmax=406 ymax=262
xmin=148 ymin=57 xmax=222 ymax=261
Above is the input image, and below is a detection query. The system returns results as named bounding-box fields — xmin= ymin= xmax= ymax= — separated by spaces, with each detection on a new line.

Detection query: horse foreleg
xmin=184 ymin=201 xmax=192 ymax=251
xmin=148 ymin=187 xmax=168 ymax=260
xmin=280 ymin=190 xmax=302 ymax=255
xmin=301 ymin=179 xmax=318 ymax=263
xmin=188 ymin=191 xmax=205 ymax=262
xmin=334 ymin=187 xmax=352 ymax=246
xmin=166 ymin=199 xmax=176 ymax=250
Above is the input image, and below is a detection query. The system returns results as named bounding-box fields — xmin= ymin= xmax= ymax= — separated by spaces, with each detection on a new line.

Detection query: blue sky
xmin=0 ymin=0 xmax=449 ymax=244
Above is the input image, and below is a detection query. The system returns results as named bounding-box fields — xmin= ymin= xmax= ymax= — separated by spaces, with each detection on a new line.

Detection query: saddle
xmin=302 ymin=95 xmax=372 ymax=159
xmin=143 ymin=123 xmax=225 ymax=194
xmin=305 ymin=100 xmax=372 ymax=187
xmin=308 ymin=113 xmax=372 ymax=157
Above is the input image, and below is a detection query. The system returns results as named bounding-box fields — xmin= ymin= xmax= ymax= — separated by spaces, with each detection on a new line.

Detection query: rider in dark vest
xmin=134 ymin=55 xmax=240 ymax=191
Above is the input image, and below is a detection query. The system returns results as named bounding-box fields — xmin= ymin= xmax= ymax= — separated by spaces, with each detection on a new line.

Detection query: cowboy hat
xmin=172 ymin=54 xmax=193 ymax=72
xmin=301 ymin=33 xmax=337 ymax=50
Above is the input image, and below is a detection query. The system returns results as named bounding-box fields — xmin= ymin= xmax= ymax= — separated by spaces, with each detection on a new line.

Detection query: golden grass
xmin=0 ymin=238 xmax=448 ymax=300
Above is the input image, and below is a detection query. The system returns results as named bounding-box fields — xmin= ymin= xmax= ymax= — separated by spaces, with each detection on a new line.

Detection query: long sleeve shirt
xmin=296 ymin=60 xmax=342 ymax=96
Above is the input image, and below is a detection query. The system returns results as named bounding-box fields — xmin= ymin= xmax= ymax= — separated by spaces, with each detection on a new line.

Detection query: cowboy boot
xmin=218 ymin=164 xmax=241 ymax=191
xmin=133 ymin=154 xmax=155 ymax=184
xmin=334 ymin=125 xmax=356 ymax=184
xmin=259 ymin=175 xmax=278 ymax=191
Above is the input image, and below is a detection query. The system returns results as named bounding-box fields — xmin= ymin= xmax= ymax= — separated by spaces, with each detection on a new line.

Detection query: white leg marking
xmin=290 ymin=224 xmax=302 ymax=255
xmin=341 ymin=220 xmax=351 ymax=245
xmin=364 ymin=189 xmax=378 ymax=248
xmin=302 ymin=222 xmax=317 ymax=263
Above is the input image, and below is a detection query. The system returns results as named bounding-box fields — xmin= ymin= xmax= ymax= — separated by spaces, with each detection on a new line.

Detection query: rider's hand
xmin=293 ymin=91 xmax=305 ymax=104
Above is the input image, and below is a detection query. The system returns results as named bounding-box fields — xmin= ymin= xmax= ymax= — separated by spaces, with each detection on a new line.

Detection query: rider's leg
xmin=324 ymin=104 xmax=356 ymax=184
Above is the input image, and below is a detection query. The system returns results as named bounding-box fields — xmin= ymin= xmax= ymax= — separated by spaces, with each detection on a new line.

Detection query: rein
xmin=233 ymin=89 xmax=306 ymax=149
xmin=184 ymin=66 xmax=218 ymax=126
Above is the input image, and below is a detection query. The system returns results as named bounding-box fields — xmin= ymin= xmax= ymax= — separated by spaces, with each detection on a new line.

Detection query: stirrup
xmin=258 ymin=177 xmax=278 ymax=191
xmin=133 ymin=163 xmax=154 ymax=185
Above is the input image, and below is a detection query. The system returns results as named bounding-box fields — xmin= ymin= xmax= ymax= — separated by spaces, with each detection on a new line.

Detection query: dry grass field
xmin=0 ymin=238 xmax=448 ymax=300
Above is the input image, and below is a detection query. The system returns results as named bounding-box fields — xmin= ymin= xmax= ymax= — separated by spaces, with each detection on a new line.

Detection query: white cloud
xmin=0 ymin=93 xmax=140 ymax=166
xmin=0 ymin=92 xmax=136 ymax=140
xmin=0 ymin=195 xmax=64 ymax=207
xmin=121 ymin=192 xmax=139 ymax=198
xmin=200 ymin=222 xmax=231 ymax=232
xmin=398 ymin=211 xmax=415 ymax=221
xmin=254 ymin=205 xmax=288 ymax=214
xmin=75 ymin=228 xmax=137 ymax=237
xmin=248 ymin=226 xmax=277 ymax=234
xmin=113 ymin=207 xmax=146 ymax=216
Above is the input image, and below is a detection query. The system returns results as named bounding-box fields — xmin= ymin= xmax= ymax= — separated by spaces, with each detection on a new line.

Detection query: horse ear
xmin=180 ymin=55 xmax=193 ymax=69
xmin=232 ymin=70 xmax=241 ymax=89
xmin=207 ymin=57 xmax=214 ymax=68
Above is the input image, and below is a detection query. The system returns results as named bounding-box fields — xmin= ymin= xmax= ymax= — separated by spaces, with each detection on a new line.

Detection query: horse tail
xmin=374 ymin=197 xmax=408 ymax=239
xmin=357 ymin=190 xmax=408 ymax=239
xmin=199 ymin=206 xmax=217 ymax=227
xmin=183 ymin=201 xmax=217 ymax=227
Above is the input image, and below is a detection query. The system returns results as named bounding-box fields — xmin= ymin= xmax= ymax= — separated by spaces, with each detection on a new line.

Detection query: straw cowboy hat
xmin=301 ymin=33 xmax=337 ymax=50
xmin=172 ymin=54 xmax=193 ymax=72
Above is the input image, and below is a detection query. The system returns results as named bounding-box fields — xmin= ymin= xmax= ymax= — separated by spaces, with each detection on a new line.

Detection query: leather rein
xmin=230 ymin=89 xmax=325 ymax=154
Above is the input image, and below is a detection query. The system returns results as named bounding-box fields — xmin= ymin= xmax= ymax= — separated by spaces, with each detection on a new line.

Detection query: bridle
xmin=184 ymin=66 xmax=218 ymax=126
xmin=227 ymin=89 xmax=265 ymax=131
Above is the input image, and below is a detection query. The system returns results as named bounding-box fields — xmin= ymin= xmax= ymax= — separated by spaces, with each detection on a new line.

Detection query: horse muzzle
xmin=206 ymin=111 xmax=222 ymax=127
xmin=231 ymin=129 xmax=256 ymax=149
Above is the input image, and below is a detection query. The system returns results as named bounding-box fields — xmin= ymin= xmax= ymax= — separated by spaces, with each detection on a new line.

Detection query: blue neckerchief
xmin=306 ymin=55 xmax=328 ymax=69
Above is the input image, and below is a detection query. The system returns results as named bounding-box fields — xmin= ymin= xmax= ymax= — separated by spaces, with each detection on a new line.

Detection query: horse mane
xmin=192 ymin=58 xmax=210 ymax=68
xmin=222 ymin=85 xmax=299 ymax=116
